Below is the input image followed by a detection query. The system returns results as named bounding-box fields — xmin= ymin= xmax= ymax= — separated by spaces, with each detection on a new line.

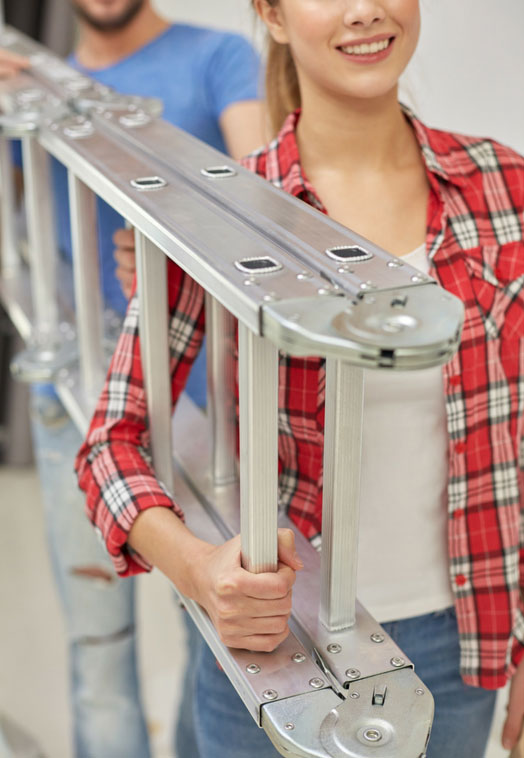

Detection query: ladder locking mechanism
xmin=262 ymin=668 xmax=433 ymax=758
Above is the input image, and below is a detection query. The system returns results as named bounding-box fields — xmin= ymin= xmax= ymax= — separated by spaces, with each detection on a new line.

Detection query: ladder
xmin=0 ymin=26 xmax=464 ymax=758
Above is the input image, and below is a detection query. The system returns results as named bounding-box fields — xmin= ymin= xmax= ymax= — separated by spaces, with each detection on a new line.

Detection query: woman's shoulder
xmin=419 ymin=120 xmax=524 ymax=205
xmin=240 ymin=113 xmax=301 ymax=182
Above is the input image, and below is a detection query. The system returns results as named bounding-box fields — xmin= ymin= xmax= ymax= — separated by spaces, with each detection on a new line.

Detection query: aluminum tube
xmin=238 ymin=323 xmax=278 ymax=573
xmin=67 ymin=171 xmax=104 ymax=399
xmin=320 ymin=360 xmax=364 ymax=631
xmin=21 ymin=136 xmax=58 ymax=335
xmin=205 ymin=292 xmax=238 ymax=486
xmin=0 ymin=137 xmax=19 ymax=271
xmin=135 ymin=230 xmax=174 ymax=494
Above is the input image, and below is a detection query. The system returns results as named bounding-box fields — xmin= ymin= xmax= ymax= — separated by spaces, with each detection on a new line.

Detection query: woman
xmin=76 ymin=1 xmax=524 ymax=756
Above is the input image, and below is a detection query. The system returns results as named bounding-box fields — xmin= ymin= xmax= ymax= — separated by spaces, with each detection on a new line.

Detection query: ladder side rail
xmin=320 ymin=360 xmax=364 ymax=631
xmin=135 ymin=230 xmax=175 ymax=495
xmin=238 ymin=322 xmax=279 ymax=573
xmin=67 ymin=172 xmax=105 ymax=402
xmin=205 ymin=292 xmax=238 ymax=487
xmin=20 ymin=136 xmax=58 ymax=337
xmin=0 ymin=137 xmax=20 ymax=271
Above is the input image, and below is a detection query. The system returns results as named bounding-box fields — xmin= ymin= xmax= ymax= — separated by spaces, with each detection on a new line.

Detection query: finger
xmin=278 ymin=528 xmax=304 ymax=570
xmin=225 ymin=629 xmax=289 ymax=652
xmin=0 ymin=51 xmax=30 ymax=66
xmin=236 ymin=564 xmax=296 ymax=600
xmin=222 ymin=614 xmax=290 ymax=636
xmin=114 ymin=248 xmax=136 ymax=271
xmin=115 ymin=268 xmax=135 ymax=296
xmin=229 ymin=591 xmax=293 ymax=619
xmin=112 ymin=227 xmax=135 ymax=247
xmin=0 ymin=64 xmax=19 ymax=78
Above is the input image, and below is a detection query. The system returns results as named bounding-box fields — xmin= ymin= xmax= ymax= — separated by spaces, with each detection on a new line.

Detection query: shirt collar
xmin=267 ymin=107 xmax=469 ymax=203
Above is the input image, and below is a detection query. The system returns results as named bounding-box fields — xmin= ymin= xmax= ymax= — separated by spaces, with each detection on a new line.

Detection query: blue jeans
xmin=30 ymin=391 xmax=150 ymax=758
xmin=188 ymin=607 xmax=497 ymax=758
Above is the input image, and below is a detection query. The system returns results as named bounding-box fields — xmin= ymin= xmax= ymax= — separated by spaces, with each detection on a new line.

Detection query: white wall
xmin=154 ymin=0 xmax=524 ymax=155
xmin=404 ymin=0 xmax=524 ymax=154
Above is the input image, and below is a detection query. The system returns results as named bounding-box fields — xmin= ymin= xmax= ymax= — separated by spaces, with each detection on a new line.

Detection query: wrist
xmin=127 ymin=505 xmax=215 ymax=599
xmin=170 ymin=535 xmax=216 ymax=601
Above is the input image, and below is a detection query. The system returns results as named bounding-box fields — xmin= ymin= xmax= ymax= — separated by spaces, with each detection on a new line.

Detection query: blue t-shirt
xmin=35 ymin=25 xmax=260 ymax=406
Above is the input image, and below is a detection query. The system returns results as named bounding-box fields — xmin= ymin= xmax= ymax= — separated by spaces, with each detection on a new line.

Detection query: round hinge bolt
xmin=246 ymin=664 xmax=260 ymax=674
xmin=327 ymin=643 xmax=342 ymax=654
xmin=350 ymin=692 xmax=360 ymax=699
xmin=345 ymin=668 xmax=361 ymax=680
xmin=415 ymin=688 xmax=425 ymax=696
xmin=363 ymin=729 xmax=383 ymax=743
xmin=284 ymin=723 xmax=295 ymax=731
xmin=292 ymin=653 xmax=306 ymax=664
xmin=390 ymin=657 xmax=405 ymax=668
xmin=263 ymin=689 xmax=278 ymax=701
xmin=387 ymin=259 xmax=404 ymax=268
xmin=370 ymin=633 xmax=385 ymax=644
xmin=309 ymin=678 xmax=325 ymax=689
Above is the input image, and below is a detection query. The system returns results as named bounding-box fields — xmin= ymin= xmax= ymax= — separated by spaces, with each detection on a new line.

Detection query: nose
xmin=342 ymin=0 xmax=386 ymax=28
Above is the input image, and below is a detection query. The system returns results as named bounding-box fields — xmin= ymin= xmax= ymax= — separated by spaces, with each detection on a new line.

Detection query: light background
xmin=154 ymin=0 xmax=524 ymax=155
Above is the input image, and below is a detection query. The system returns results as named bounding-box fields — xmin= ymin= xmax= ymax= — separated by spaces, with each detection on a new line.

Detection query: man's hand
xmin=113 ymin=227 xmax=136 ymax=298
xmin=502 ymin=655 xmax=524 ymax=751
xmin=193 ymin=528 xmax=303 ymax=652
xmin=0 ymin=49 xmax=29 ymax=79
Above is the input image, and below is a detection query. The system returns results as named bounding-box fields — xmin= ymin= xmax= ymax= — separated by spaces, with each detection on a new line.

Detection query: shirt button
xmin=453 ymin=508 xmax=465 ymax=520
xmin=455 ymin=442 xmax=466 ymax=454
xmin=449 ymin=375 xmax=461 ymax=386
xmin=455 ymin=574 xmax=467 ymax=587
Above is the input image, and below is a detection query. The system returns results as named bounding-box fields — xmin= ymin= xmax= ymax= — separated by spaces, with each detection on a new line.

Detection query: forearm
xmin=127 ymin=505 xmax=214 ymax=599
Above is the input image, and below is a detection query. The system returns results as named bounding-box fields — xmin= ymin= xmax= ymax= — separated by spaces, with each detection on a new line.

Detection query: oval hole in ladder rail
xmin=234 ymin=257 xmax=283 ymax=275
xmin=130 ymin=176 xmax=167 ymax=191
xmin=201 ymin=165 xmax=237 ymax=179
xmin=326 ymin=245 xmax=373 ymax=263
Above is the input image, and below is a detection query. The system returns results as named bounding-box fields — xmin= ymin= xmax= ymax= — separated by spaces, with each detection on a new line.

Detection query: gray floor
xmin=0 ymin=463 xmax=511 ymax=758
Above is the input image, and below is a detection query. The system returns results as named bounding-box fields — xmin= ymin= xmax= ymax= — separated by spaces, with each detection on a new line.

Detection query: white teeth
xmin=340 ymin=38 xmax=391 ymax=55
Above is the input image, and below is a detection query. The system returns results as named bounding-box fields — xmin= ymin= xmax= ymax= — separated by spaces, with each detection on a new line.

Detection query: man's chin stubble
xmin=72 ymin=0 xmax=145 ymax=32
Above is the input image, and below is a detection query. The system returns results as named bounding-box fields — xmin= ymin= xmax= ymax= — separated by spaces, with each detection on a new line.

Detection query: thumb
xmin=277 ymin=528 xmax=303 ymax=570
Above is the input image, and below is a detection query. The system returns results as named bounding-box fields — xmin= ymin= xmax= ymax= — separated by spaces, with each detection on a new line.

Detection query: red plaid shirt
xmin=76 ymin=110 xmax=524 ymax=689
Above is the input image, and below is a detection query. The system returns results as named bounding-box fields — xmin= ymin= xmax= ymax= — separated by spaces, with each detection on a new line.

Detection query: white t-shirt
xmin=356 ymin=244 xmax=454 ymax=622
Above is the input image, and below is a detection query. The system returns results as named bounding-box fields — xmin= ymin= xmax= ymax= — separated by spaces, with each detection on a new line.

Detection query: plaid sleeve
xmin=75 ymin=261 xmax=205 ymax=576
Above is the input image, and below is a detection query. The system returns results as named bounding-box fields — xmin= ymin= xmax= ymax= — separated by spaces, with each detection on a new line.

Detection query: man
xmin=0 ymin=2 xmax=264 ymax=755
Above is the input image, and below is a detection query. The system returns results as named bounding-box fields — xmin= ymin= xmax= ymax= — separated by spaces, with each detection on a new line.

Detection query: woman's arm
xmin=76 ymin=259 xmax=303 ymax=649
xmin=75 ymin=260 xmax=204 ymax=574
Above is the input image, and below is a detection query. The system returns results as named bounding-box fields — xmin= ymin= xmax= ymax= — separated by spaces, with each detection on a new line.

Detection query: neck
xmin=296 ymin=86 xmax=417 ymax=177
xmin=75 ymin=3 xmax=169 ymax=69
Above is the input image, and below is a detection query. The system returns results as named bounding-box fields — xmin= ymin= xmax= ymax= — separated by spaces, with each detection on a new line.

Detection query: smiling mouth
xmin=338 ymin=37 xmax=394 ymax=56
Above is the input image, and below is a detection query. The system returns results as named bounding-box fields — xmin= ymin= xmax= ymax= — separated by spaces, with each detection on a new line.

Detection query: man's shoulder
xmin=169 ymin=23 xmax=253 ymax=53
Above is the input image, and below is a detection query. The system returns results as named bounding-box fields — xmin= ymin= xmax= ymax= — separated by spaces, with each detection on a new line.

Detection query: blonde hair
xmin=254 ymin=1 xmax=301 ymax=134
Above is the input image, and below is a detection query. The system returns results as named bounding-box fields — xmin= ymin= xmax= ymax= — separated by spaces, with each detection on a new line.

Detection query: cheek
xmin=281 ymin=0 xmax=338 ymax=47
xmin=394 ymin=0 xmax=421 ymax=43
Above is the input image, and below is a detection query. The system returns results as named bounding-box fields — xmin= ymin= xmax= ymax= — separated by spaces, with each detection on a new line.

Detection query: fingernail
xmin=502 ymin=738 xmax=512 ymax=750
xmin=294 ymin=554 xmax=304 ymax=567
